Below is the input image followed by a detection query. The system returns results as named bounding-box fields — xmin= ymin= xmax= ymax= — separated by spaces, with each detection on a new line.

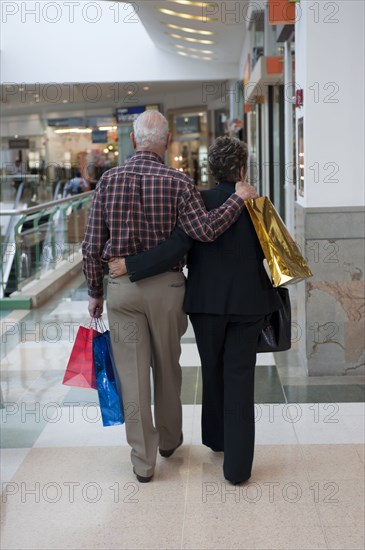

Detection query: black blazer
xmin=126 ymin=182 xmax=280 ymax=316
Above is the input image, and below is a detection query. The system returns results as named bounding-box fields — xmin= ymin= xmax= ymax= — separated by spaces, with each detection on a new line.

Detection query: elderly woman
xmin=109 ymin=137 xmax=279 ymax=484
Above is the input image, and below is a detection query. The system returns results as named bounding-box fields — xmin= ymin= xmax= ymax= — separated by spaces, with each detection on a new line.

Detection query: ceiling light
xmin=98 ymin=126 xmax=117 ymax=131
xmin=177 ymin=51 xmax=213 ymax=61
xmin=164 ymin=22 xmax=214 ymax=35
xmin=174 ymin=44 xmax=213 ymax=54
xmin=169 ymin=33 xmax=214 ymax=44
xmin=157 ymin=8 xmax=217 ymax=21
xmin=54 ymin=128 xmax=92 ymax=134
xmin=168 ymin=0 xmax=210 ymax=6
xmin=143 ymin=86 xmax=150 ymax=91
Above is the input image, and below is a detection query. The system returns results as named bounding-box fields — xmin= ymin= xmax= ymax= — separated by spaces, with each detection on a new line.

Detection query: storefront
xmin=167 ymin=108 xmax=209 ymax=187
xmin=46 ymin=115 xmax=118 ymax=185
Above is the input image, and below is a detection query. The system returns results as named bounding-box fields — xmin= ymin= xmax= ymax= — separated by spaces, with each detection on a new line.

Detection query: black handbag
xmin=257 ymin=287 xmax=291 ymax=352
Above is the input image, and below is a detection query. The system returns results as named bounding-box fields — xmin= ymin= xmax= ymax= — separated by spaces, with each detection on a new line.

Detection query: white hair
xmin=133 ymin=110 xmax=169 ymax=149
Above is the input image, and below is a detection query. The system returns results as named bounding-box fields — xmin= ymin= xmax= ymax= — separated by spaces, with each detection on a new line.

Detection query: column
xmin=294 ymin=0 xmax=365 ymax=375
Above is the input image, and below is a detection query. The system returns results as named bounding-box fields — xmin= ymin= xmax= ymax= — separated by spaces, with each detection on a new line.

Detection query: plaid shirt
xmin=82 ymin=151 xmax=244 ymax=297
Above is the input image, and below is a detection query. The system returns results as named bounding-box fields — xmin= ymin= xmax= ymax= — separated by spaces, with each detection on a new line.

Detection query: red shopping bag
xmin=62 ymin=325 xmax=99 ymax=389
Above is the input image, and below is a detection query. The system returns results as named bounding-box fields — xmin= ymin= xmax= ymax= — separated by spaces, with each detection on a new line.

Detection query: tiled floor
xmin=1 ymin=274 xmax=364 ymax=550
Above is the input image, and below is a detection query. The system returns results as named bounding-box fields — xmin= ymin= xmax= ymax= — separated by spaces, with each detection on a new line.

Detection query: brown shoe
xmin=159 ymin=434 xmax=183 ymax=458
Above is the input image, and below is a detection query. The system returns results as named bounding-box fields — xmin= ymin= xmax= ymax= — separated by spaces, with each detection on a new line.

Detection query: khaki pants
xmin=106 ymin=272 xmax=187 ymax=477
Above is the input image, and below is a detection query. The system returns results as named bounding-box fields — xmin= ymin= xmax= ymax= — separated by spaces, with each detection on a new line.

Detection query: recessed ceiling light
xmin=174 ymin=44 xmax=214 ymax=54
xmin=177 ymin=51 xmax=214 ymax=61
xmin=169 ymin=33 xmax=214 ymax=44
xmin=169 ymin=1 xmax=203 ymax=5
xmin=54 ymin=128 xmax=92 ymax=134
xmin=63 ymin=100 xmax=68 ymax=103
xmin=157 ymin=8 xmax=217 ymax=21
xmin=143 ymin=86 xmax=150 ymax=91
xmin=163 ymin=22 xmax=215 ymax=35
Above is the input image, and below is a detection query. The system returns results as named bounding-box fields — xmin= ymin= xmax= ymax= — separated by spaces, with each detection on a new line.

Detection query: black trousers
xmin=189 ymin=313 xmax=265 ymax=483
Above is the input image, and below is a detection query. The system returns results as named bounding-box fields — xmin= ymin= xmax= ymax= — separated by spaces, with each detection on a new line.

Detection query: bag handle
xmin=91 ymin=316 xmax=107 ymax=333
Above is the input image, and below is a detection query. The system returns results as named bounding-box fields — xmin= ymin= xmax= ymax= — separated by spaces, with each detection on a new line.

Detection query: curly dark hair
xmin=208 ymin=137 xmax=248 ymax=183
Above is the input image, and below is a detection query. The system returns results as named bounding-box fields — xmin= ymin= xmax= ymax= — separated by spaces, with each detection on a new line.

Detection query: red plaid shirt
xmin=82 ymin=151 xmax=244 ymax=297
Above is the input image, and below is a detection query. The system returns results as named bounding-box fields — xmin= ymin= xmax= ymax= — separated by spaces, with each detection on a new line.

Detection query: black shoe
xmin=159 ymin=434 xmax=183 ymax=458
xmin=133 ymin=467 xmax=153 ymax=483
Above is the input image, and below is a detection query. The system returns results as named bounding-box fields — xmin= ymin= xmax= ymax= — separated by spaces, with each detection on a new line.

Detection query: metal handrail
xmin=0 ymin=190 xmax=94 ymax=216
xmin=0 ymin=192 xmax=94 ymax=298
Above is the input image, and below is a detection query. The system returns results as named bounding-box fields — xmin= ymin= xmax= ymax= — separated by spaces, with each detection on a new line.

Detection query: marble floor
xmin=0 ymin=274 xmax=364 ymax=550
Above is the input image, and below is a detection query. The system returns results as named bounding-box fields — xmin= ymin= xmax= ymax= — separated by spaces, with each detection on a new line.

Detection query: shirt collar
xmin=132 ymin=150 xmax=164 ymax=164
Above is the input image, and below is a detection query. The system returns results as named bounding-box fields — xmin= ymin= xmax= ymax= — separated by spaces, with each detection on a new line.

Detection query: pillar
xmin=294 ymin=0 xmax=365 ymax=375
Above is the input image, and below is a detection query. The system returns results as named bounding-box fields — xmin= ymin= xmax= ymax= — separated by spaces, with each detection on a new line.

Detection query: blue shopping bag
xmin=92 ymin=328 xmax=124 ymax=427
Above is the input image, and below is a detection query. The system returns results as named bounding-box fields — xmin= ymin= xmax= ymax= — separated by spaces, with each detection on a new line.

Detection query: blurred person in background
xmin=65 ymin=170 xmax=88 ymax=195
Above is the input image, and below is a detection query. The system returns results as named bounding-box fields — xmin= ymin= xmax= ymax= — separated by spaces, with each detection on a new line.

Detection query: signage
xmin=116 ymin=105 xmax=160 ymax=123
xmin=268 ymin=0 xmax=297 ymax=25
xmin=176 ymin=116 xmax=200 ymax=135
xmin=91 ymin=130 xmax=108 ymax=143
xmin=48 ymin=117 xmax=85 ymax=127
xmin=295 ymin=89 xmax=304 ymax=108
xmin=48 ymin=116 xmax=115 ymax=128
xmin=9 ymin=139 xmax=30 ymax=149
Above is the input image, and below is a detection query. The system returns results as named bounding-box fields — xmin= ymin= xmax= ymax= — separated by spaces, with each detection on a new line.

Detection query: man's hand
xmin=88 ymin=297 xmax=104 ymax=318
xmin=235 ymin=181 xmax=259 ymax=201
xmin=108 ymin=257 xmax=127 ymax=278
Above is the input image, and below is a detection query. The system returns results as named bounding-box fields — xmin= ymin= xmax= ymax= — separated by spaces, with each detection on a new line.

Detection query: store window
xmin=168 ymin=109 xmax=209 ymax=188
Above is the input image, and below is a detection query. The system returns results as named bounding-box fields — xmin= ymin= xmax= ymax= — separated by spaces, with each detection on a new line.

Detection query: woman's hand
xmin=235 ymin=180 xmax=258 ymax=201
xmin=108 ymin=257 xmax=127 ymax=278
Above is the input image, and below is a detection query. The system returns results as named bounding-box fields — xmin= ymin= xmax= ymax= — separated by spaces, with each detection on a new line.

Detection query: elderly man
xmin=82 ymin=110 xmax=258 ymax=483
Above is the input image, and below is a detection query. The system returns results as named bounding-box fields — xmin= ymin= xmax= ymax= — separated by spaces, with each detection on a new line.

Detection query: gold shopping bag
xmin=246 ymin=197 xmax=313 ymax=287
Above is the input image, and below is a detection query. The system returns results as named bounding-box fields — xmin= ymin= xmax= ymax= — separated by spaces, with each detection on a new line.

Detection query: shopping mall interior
xmin=0 ymin=1 xmax=364 ymax=549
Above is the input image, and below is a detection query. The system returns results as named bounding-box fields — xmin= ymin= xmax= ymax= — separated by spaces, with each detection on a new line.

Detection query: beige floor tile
xmin=355 ymin=444 xmax=365 ymax=464
xmin=182 ymin=503 xmax=256 ymax=549
xmin=252 ymin=523 xmax=327 ymax=550
xmin=324 ymin=526 xmax=365 ymax=550
xmin=314 ymin=479 xmax=365 ymax=527
xmin=0 ymin=447 xmax=187 ymax=550
xmin=252 ymin=445 xmax=308 ymax=481
xmin=300 ymin=445 xmax=364 ymax=480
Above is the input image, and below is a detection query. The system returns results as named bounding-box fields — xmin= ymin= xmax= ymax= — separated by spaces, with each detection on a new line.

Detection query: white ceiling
xmin=116 ymin=0 xmax=249 ymax=64
xmin=1 ymin=1 xmax=255 ymax=116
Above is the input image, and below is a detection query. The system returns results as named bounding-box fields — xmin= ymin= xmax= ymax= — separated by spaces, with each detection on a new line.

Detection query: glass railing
xmin=0 ymin=192 xmax=94 ymax=299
